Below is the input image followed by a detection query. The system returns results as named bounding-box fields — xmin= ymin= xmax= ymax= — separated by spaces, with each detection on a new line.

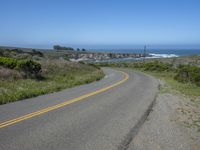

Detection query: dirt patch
xmin=128 ymin=93 xmax=200 ymax=150
xmin=176 ymin=95 xmax=200 ymax=138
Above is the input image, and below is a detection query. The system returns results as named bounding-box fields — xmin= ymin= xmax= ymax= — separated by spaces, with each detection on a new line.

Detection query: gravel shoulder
xmin=128 ymin=86 xmax=200 ymax=150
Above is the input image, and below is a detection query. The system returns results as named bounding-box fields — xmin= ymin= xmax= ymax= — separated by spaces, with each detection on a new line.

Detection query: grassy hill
xmin=0 ymin=47 xmax=104 ymax=104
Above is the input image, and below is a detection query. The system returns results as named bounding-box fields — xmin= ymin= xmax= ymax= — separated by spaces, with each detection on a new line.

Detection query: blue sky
xmin=0 ymin=0 xmax=200 ymax=49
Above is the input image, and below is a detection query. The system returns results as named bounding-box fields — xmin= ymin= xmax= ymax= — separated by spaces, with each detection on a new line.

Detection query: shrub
xmin=174 ymin=65 xmax=200 ymax=86
xmin=0 ymin=57 xmax=17 ymax=69
xmin=0 ymin=57 xmax=41 ymax=78
xmin=16 ymin=60 xmax=41 ymax=78
xmin=144 ymin=61 xmax=172 ymax=71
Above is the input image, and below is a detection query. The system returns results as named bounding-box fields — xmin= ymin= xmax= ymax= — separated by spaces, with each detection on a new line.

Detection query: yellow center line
xmin=0 ymin=70 xmax=129 ymax=129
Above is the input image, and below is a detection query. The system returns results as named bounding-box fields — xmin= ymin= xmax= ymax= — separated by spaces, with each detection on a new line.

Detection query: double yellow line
xmin=0 ymin=70 xmax=129 ymax=129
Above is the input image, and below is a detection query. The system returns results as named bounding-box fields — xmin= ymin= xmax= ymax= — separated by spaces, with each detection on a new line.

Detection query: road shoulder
xmin=128 ymin=82 xmax=200 ymax=150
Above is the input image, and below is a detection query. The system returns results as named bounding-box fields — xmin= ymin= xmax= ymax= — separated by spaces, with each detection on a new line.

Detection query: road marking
xmin=0 ymin=70 xmax=129 ymax=129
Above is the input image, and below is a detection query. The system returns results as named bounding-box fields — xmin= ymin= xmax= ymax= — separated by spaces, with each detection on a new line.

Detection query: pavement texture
xmin=0 ymin=68 xmax=159 ymax=150
xmin=128 ymin=93 xmax=200 ymax=150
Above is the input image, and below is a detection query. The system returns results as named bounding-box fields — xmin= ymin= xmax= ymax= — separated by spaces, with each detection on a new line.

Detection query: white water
xmin=148 ymin=53 xmax=179 ymax=58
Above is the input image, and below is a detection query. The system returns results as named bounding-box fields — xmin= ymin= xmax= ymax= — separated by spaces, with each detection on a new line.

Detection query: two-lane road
xmin=0 ymin=68 xmax=159 ymax=150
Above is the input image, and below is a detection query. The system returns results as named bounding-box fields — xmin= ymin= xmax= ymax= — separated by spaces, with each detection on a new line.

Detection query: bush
xmin=143 ymin=61 xmax=172 ymax=71
xmin=0 ymin=57 xmax=17 ymax=69
xmin=0 ymin=57 xmax=41 ymax=78
xmin=174 ymin=65 xmax=200 ymax=86
xmin=16 ymin=60 xmax=41 ymax=78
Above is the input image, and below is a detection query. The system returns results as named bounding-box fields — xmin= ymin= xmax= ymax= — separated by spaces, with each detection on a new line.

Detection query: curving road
xmin=0 ymin=68 xmax=159 ymax=150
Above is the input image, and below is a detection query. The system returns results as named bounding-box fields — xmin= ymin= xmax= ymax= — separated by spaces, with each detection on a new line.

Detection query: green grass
xmin=94 ymin=60 xmax=200 ymax=97
xmin=0 ymin=62 xmax=104 ymax=105
xmin=136 ymin=69 xmax=200 ymax=97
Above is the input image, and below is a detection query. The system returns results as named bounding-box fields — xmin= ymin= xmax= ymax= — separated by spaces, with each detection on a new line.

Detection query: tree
xmin=53 ymin=45 xmax=74 ymax=51
xmin=53 ymin=45 xmax=61 ymax=50
xmin=82 ymin=48 xmax=86 ymax=52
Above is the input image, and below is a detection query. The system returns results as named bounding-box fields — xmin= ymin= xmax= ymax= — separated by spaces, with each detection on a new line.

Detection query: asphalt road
xmin=0 ymin=68 xmax=159 ymax=150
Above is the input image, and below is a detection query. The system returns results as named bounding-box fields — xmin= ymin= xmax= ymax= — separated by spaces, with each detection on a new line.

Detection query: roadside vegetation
xmin=0 ymin=48 xmax=104 ymax=104
xmin=94 ymin=57 xmax=200 ymax=97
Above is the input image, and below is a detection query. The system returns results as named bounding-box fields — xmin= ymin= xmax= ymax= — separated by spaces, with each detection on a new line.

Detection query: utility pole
xmin=143 ymin=45 xmax=147 ymax=62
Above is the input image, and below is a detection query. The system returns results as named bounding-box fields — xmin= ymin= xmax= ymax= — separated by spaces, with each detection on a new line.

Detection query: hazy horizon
xmin=1 ymin=44 xmax=200 ymax=50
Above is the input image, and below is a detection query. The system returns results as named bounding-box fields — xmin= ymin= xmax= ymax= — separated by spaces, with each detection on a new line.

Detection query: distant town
xmin=67 ymin=51 xmax=148 ymax=62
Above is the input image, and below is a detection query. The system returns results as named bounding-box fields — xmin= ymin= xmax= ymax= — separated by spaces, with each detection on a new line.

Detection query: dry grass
xmin=0 ymin=66 xmax=23 ymax=79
